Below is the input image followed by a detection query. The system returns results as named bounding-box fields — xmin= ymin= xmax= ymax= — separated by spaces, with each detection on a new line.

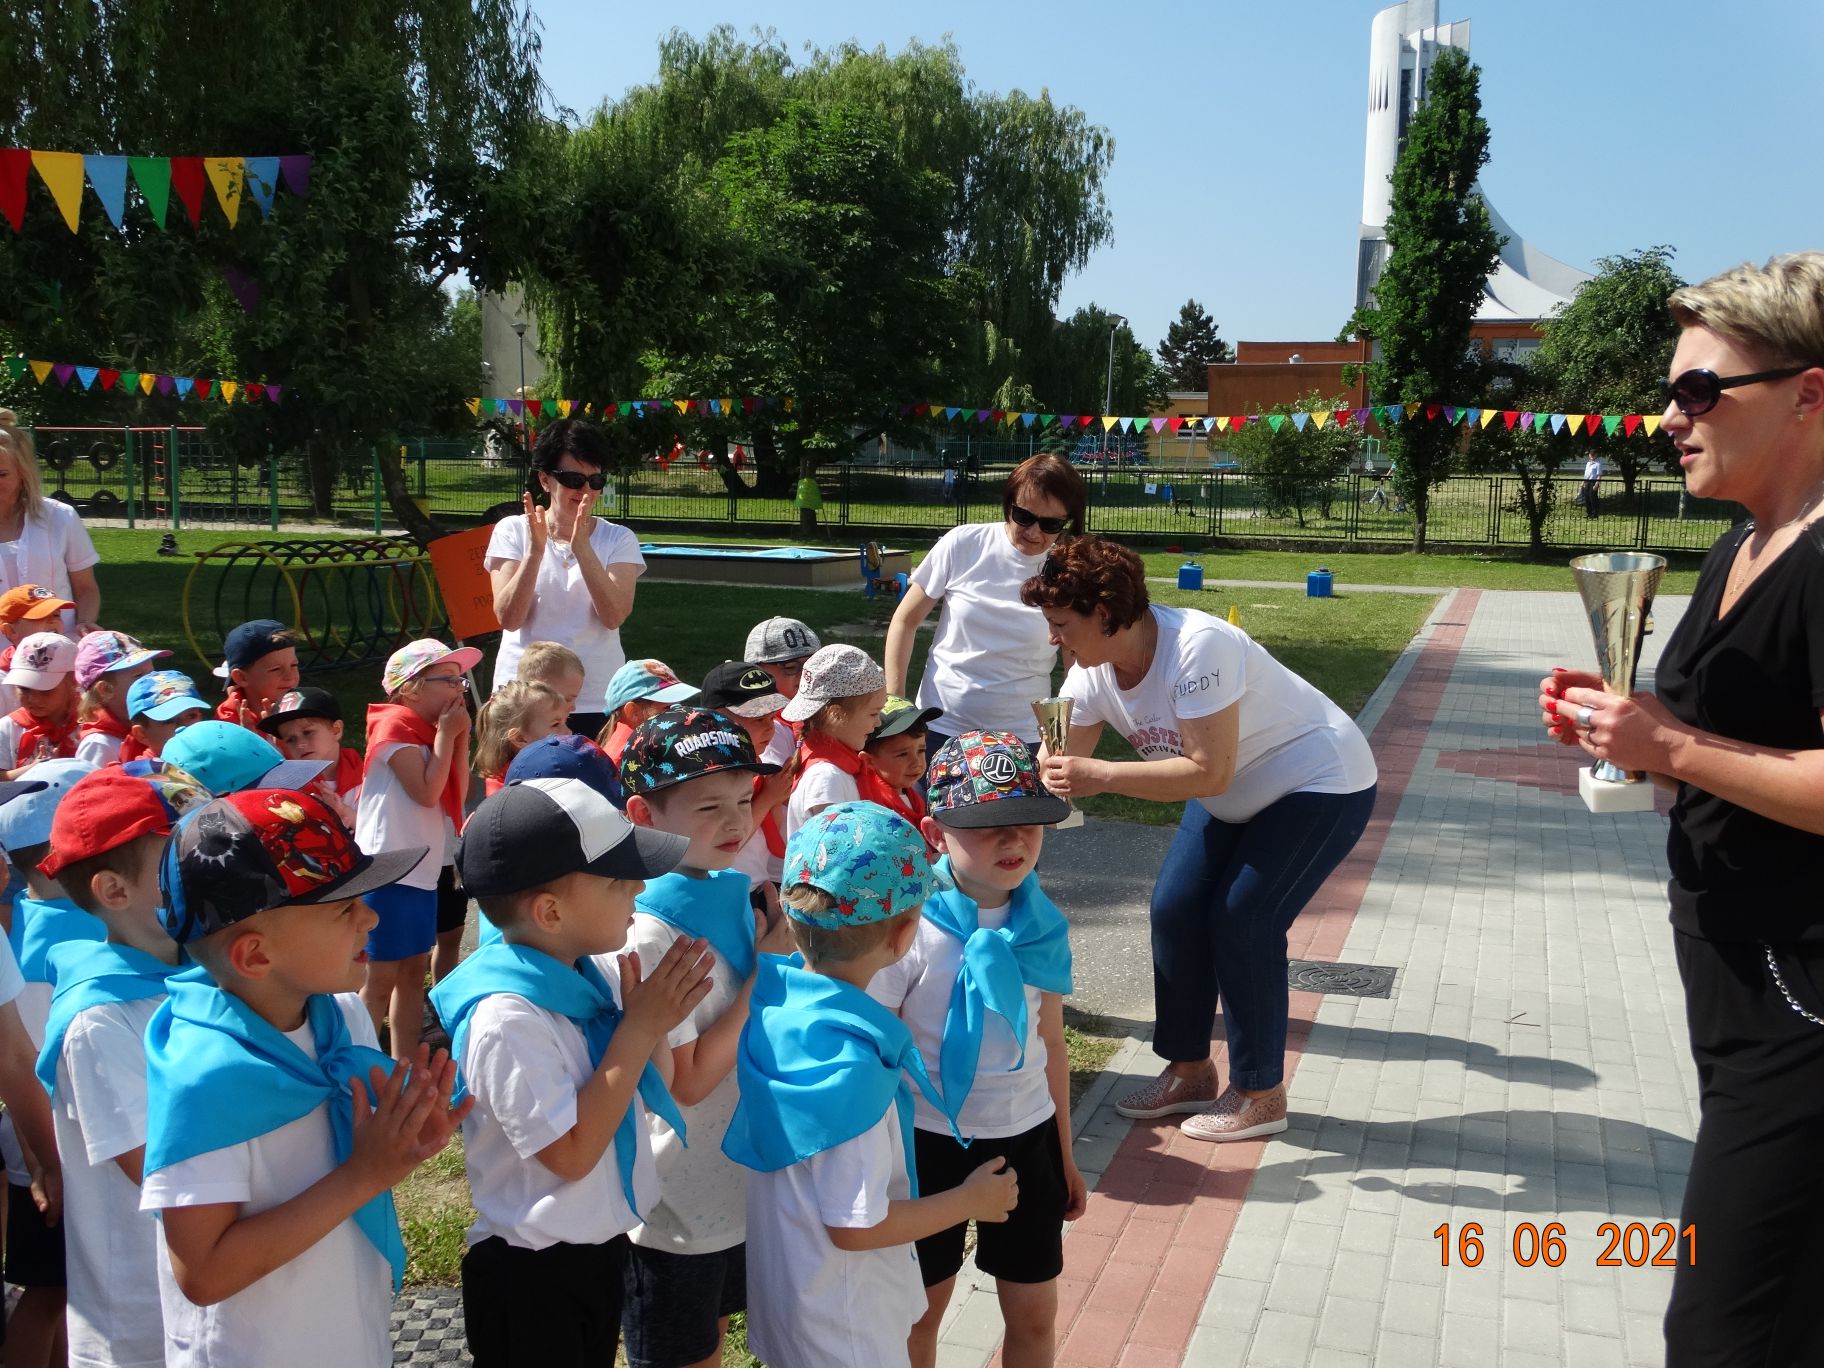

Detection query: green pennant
xmin=1039 ymin=413 xmax=1056 ymax=428
xmin=1603 ymin=414 xmax=1622 ymax=435
xmin=960 ymin=408 xmax=977 ymax=422
xmin=119 ymin=370 xmax=140 ymax=393
xmin=616 ymin=401 xmax=631 ymax=416
xmin=3 ymin=356 xmax=24 ymax=382
xmin=1267 ymin=414 xmax=1286 ymax=432
xmin=128 ymin=156 xmax=171 ymax=230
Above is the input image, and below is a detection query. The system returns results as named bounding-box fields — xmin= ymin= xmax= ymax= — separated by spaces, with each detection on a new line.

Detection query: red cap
xmin=40 ymin=767 xmax=209 ymax=878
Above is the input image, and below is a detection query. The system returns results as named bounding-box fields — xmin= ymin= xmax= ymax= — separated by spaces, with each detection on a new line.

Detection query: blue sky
xmin=528 ymin=0 xmax=1817 ymax=353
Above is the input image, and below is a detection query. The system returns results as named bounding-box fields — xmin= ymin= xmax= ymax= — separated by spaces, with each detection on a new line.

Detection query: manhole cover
xmin=1287 ymin=959 xmax=1395 ymax=998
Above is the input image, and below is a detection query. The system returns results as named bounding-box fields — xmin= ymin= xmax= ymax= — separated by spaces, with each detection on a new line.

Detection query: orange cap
xmin=0 ymin=585 xmax=73 ymax=623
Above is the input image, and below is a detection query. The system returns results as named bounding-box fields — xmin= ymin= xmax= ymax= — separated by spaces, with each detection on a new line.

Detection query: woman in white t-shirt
xmin=486 ymin=419 xmax=646 ymax=738
xmin=884 ymin=454 xmax=1087 ymax=765
xmin=1024 ymin=536 xmax=1377 ymax=1145
xmin=0 ymin=420 xmax=101 ymax=634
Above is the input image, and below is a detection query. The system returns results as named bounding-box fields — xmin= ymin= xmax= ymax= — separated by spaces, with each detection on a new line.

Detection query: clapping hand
xmin=522 ymin=491 xmax=549 ymax=554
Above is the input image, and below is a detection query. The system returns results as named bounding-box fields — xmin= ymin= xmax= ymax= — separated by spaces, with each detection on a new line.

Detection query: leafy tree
xmin=1157 ymin=298 xmax=1232 ymax=391
xmin=1534 ymin=245 xmax=1685 ymax=495
xmin=1225 ymin=391 xmax=1361 ymax=527
xmin=1029 ymin=305 xmax=1165 ymax=416
xmin=1475 ymin=361 xmax=1571 ymax=553
xmin=1344 ymin=47 xmax=1503 ymax=552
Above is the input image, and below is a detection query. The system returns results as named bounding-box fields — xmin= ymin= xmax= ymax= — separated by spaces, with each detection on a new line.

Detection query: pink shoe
xmin=1180 ymin=1085 xmax=1288 ymax=1142
xmin=1115 ymin=1065 xmax=1219 ymax=1119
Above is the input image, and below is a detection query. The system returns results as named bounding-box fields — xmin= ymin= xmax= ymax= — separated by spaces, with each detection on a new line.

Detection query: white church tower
xmin=1356 ymin=1 xmax=1590 ymax=323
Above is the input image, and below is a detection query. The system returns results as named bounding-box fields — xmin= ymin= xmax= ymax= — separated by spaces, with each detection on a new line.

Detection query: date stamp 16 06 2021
xmin=1434 ymin=1222 xmax=1695 ymax=1269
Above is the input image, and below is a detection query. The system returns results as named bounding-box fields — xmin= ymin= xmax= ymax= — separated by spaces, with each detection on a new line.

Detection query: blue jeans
xmin=1150 ymin=785 xmax=1377 ymax=1090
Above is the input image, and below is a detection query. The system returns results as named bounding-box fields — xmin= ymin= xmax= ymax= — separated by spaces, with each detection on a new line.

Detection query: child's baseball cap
xmin=6 ymin=631 xmax=77 ymax=690
xmin=744 ymin=616 xmax=820 ymax=664
xmin=127 ymin=670 xmax=208 ymax=723
xmin=160 ymin=788 xmax=427 ymax=944
xmin=213 ymin=618 xmax=294 ymax=679
xmin=605 ymin=659 xmax=699 ymax=712
xmin=782 ymin=802 xmax=942 ymax=929
xmin=0 ymin=758 xmax=97 ymax=853
xmin=256 ymin=687 xmax=344 ymax=737
xmin=504 ymin=733 xmax=624 ymax=804
xmin=619 ymin=706 xmax=779 ymax=797
xmin=779 ymin=645 xmax=885 ymax=724
xmin=382 ymin=639 xmax=483 ymax=696
xmin=73 ymin=631 xmax=171 ymax=691
xmin=161 ymin=721 xmax=330 ymax=797
xmin=868 ymin=695 xmax=943 ymax=745
xmin=0 ymin=585 xmax=73 ymax=624
xmin=457 ymin=777 xmax=686 ymax=898
xmin=925 ymin=731 xmax=1070 ymax=828
xmin=40 ymin=766 xmax=211 ymax=878
xmin=698 ymin=661 xmax=787 ymax=718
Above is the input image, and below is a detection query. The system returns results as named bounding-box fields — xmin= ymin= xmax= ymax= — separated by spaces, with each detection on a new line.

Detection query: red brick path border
xmin=1039 ymin=588 xmax=1484 ymax=1368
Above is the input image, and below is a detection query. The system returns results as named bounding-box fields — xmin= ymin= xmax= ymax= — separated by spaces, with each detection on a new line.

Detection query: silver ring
xmin=1575 ymin=704 xmax=1595 ymax=729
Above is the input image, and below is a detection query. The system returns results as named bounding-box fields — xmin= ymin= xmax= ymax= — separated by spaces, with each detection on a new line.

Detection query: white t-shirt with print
xmin=74 ymin=730 xmax=124 ymax=768
xmin=54 ymin=995 xmax=165 ymax=1368
xmin=483 ymin=515 xmax=646 ymax=712
xmin=869 ymin=900 xmax=1053 ymax=1139
xmin=353 ymin=742 xmax=445 ymax=891
xmin=620 ymin=912 xmax=747 ymax=1255
xmin=4 ymin=961 xmax=52 ymax=1185
xmin=744 ymin=1112 xmax=923 ymax=1368
xmin=910 ymin=522 xmax=1055 ymax=739
xmin=139 ymin=994 xmax=394 ymax=1368
xmin=1063 ymin=605 xmax=1376 ymax=823
xmin=785 ymin=760 xmax=860 ymax=842
xmin=455 ymin=957 xmax=659 ymax=1251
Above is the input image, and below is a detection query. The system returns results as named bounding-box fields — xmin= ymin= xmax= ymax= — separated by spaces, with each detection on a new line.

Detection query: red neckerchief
xmin=797 ymin=730 xmax=908 ymax=817
xmin=364 ymin=703 xmax=465 ymax=826
xmin=752 ymin=773 xmax=787 ymax=857
xmin=10 ymin=704 xmax=78 ymax=764
xmin=603 ymin=720 xmax=634 ymax=767
xmin=333 ymin=746 xmax=363 ymax=797
xmin=81 ymin=710 xmax=149 ymax=763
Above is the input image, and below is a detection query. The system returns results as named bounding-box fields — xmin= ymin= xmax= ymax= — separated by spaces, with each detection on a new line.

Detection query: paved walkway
xmin=935 ymin=586 xmax=1697 ymax=1368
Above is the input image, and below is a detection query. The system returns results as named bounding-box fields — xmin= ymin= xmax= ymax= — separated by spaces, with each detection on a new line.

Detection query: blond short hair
xmin=781 ymin=883 xmax=917 ymax=964
xmin=517 ymin=641 xmax=583 ymax=686
xmin=474 ymin=680 xmax=565 ymax=780
xmin=1668 ymin=252 xmax=1824 ymax=369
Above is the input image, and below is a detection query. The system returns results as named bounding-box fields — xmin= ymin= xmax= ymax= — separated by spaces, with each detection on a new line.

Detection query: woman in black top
xmin=1538 ymin=252 xmax=1824 ymax=1367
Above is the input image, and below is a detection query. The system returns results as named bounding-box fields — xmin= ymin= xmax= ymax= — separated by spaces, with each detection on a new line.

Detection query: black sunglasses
xmin=1009 ymin=504 xmax=1068 ymax=536
xmin=545 ymin=468 xmax=608 ymax=491
xmin=1661 ymin=366 xmax=1808 ymax=418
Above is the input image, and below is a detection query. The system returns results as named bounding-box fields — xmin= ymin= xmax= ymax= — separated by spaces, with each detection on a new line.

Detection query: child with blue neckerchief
xmin=870 ymin=731 xmax=1083 ymax=1368
xmin=617 ymin=706 xmax=797 ymax=1368
xmin=140 ymin=790 xmax=463 ymax=1368
xmin=430 ymin=777 xmax=713 ymax=1367
xmin=724 ymin=802 xmax=1019 ymax=1368
xmin=36 ymin=766 xmax=209 ymax=1368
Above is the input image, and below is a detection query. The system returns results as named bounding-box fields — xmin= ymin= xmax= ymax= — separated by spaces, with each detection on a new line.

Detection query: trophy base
xmin=1579 ymin=767 xmax=1656 ymax=814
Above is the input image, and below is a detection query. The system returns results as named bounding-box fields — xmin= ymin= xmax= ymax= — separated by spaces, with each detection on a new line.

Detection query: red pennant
xmin=193 ymin=377 xmax=214 ymax=399
xmin=1334 ymin=409 xmax=1351 ymax=427
xmin=742 ymin=396 xmax=756 ymax=414
xmin=99 ymin=368 xmax=121 ymax=391
xmin=1424 ymin=403 xmax=1441 ymax=420
xmin=243 ymin=382 xmax=264 ymax=402
xmin=1166 ymin=416 xmax=1183 ymax=433
xmin=0 ymin=149 xmax=28 ymax=232
xmin=525 ymin=399 xmax=543 ymax=417
xmin=1587 ymin=413 xmax=1603 ymax=432
xmin=1623 ymin=414 xmax=1641 ymax=437
xmin=170 ymin=157 xmax=205 ymax=227
xmin=991 ymin=409 xmax=1005 ymax=423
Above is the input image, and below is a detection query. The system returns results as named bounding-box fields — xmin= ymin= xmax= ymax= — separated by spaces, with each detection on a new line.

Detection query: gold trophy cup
xmin=1033 ymin=697 xmax=1085 ymax=829
xmin=1570 ymin=551 xmax=1667 ymax=813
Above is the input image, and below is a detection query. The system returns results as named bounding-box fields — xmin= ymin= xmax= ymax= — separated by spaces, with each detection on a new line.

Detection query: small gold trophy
xmin=1032 ymin=697 xmax=1085 ymax=829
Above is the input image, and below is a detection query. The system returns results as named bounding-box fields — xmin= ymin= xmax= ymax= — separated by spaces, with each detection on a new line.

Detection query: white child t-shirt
xmin=785 ymin=761 xmax=860 ymax=842
xmin=456 ymin=956 xmax=659 ymax=1251
xmin=483 ymin=515 xmax=647 ymax=712
xmin=4 ymin=956 xmax=53 ymax=1187
xmin=1063 ymin=605 xmax=1377 ymax=823
xmin=910 ymin=521 xmax=1056 ymax=739
xmin=54 ymin=995 xmax=165 ymax=1368
xmin=869 ymin=900 xmax=1053 ymax=1139
xmin=353 ymin=743 xmax=445 ymax=891
xmin=744 ymin=1112 xmax=924 ymax=1368
xmin=139 ymin=994 xmax=394 ymax=1368
xmin=73 ymin=730 xmax=124 ymax=768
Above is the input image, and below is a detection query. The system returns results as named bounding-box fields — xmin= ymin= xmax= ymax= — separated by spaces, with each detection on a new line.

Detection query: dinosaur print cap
xmin=781 ymin=801 xmax=942 ymax=929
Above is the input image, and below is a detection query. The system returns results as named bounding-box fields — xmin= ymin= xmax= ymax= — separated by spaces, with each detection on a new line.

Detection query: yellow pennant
xmin=673 ymin=399 xmax=689 ymax=415
xmin=1567 ymin=414 xmax=1586 ymax=435
xmin=138 ymin=372 xmax=156 ymax=394
xmin=1099 ymin=415 xmax=1117 ymax=431
xmin=204 ymin=157 xmax=245 ymax=227
xmin=1215 ymin=416 xmax=1230 ymax=433
xmin=784 ymin=397 xmax=795 ymax=413
xmin=30 ymin=152 xmax=85 ymax=232
xmin=28 ymin=360 xmax=52 ymax=384
xmin=464 ymin=397 xmax=481 ymax=417
xmin=1310 ymin=410 xmax=1330 ymax=429
xmin=1403 ymin=402 xmax=1420 ymax=417
xmin=220 ymin=381 xmax=238 ymax=404
xmin=1479 ymin=408 xmax=1499 ymax=428
xmin=1642 ymin=414 xmax=1662 ymax=436
xmin=557 ymin=399 xmax=572 ymax=418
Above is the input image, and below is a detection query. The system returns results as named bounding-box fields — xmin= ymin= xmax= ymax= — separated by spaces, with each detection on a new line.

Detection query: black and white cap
xmin=456 ymin=777 xmax=688 ymax=897
xmin=743 ymin=616 xmax=821 ymax=664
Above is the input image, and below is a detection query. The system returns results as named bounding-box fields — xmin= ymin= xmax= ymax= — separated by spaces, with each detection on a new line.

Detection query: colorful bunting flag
xmin=31 ymin=151 xmax=85 ymax=232
xmin=84 ymin=155 xmax=129 ymax=229
xmin=0 ymin=149 xmax=28 ymax=232
xmin=128 ymin=157 xmax=171 ymax=229
xmin=10 ymin=354 xmax=283 ymax=404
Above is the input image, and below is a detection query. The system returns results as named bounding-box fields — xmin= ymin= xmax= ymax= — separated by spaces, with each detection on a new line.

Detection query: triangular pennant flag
xmin=1100 ymin=415 xmax=1118 ymax=431
xmin=674 ymin=400 xmax=691 ymax=415
xmin=1291 ymin=412 xmax=1310 ymax=431
xmin=1309 ymin=410 xmax=1330 ymax=430
xmin=1424 ymin=403 xmax=1441 ymax=420
xmin=1267 ymin=415 xmax=1286 ymax=433
xmin=1443 ymin=406 xmax=1459 ymax=424
xmin=203 ymin=157 xmax=245 ymax=226
xmin=1332 ymin=410 xmax=1350 ymax=428
xmin=219 ymin=380 xmax=238 ymax=404
xmin=557 ymin=400 xmax=573 ymax=418
xmin=492 ymin=398 xmax=508 ymax=415
xmin=743 ymin=397 xmax=757 ymax=414
xmin=155 ymin=374 xmax=174 ymax=396
xmin=616 ymin=402 xmax=630 ymax=417
xmin=169 ymin=157 xmax=205 ymax=227
xmin=243 ymin=156 xmax=281 ymax=218
xmin=1643 ymin=414 xmax=1661 ymax=436
xmin=31 ymin=151 xmax=86 ymax=232
xmin=507 ymin=398 xmax=523 ymax=414
xmin=1463 ymin=407 xmax=1480 ymax=426
xmin=244 ymin=383 xmax=264 ymax=402
xmin=52 ymin=363 xmax=74 ymax=387
xmin=1404 ymin=402 xmax=1421 ymax=417
xmin=84 ymin=155 xmax=129 ymax=229
xmin=1622 ymin=414 xmax=1641 ymax=437
xmin=128 ymin=157 xmax=171 ymax=229
xmin=119 ymin=369 xmax=139 ymax=393
xmin=29 ymin=360 xmax=52 ymax=384
xmin=138 ymin=372 xmax=156 ymax=395
xmin=464 ymin=397 xmax=481 ymax=416
xmin=1021 ymin=412 xmax=1036 ymax=428
xmin=1150 ymin=417 xmax=1166 ymax=433
xmin=177 ymin=377 xmax=195 ymax=399
xmin=1039 ymin=414 xmax=1056 ymax=428
xmin=960 ymin=408 xmax=977 ymax=422
xmin=1603 ymin=415 xmax=1623 ymax=436
xmin=943 ymin=406 xmax=959 ymax=421
xmin=74 ymin=365 xmax=98 ymax=391
xmin=1567 ymin=414 xmax=1586 ymax=435
xmin=3 ymin=357 xmax=24 ymax=382
xmin=0 ymin=149 xmax=29 ymax=231
xmin=1166 ymin=416 xmax=1184 ymax=433
xmin=266 ymin=384 xmax=282 ymax=404
xmin=1551 ymin=414 xmax=1567 ymax=434
xmin=278 ymin=155 xmax=312 ymax=199
xmin=1587 ymin=413 xmax=1604 ymax=433
xmin=1520 ymin=411 xmax=1535 ymax=431
xmin=783 ymin=397 xmax=795 ymax=412
xmin=1383 ymin=405 xmax=1403 ymax=426
xmin=194 ymin=378 xmax=214 ymax=399
xmin=1479 ymin=408 xmax=1498 ymax=429
xmin=1214 ymin=416 xmax=1230 ymax=433
xmin=525 ymin=399 xmax=543 ymax=417
xmin=1353 ymin=408 xmax=1372 ymax=427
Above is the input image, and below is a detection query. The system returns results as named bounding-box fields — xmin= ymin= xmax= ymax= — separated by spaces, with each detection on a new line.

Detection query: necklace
xmin=1724 ymin=475 xmax=1824 ymax=608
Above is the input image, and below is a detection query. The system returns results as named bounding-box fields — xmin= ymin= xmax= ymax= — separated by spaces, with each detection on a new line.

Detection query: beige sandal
xmin=1180 ymin=1084 xmax=1288 ymax=1142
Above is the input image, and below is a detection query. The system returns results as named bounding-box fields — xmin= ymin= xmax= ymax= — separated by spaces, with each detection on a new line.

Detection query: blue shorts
xmin=363 ymin=881 xmax=437 ymax=961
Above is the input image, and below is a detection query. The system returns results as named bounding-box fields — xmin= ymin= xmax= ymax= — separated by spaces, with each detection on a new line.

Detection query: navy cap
xmin=215 ymin=619 xmax=294 ymax=678
xmin=505 ymin=733 xmax=626 ymax=806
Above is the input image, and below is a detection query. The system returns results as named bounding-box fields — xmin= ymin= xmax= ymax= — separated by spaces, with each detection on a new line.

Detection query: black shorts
xmin=913 ymin=1117 xmax=1067 ymax=1287
xmin=435 ymin=862 xmax=467 ymax=936
xmin=622 ymin=1241 xmax=747 ymax=1368
xmin=461 ymin=1233 xmax=628 ymax=1368
xmin=5 ymin=1181 xmax=65 ymax=1288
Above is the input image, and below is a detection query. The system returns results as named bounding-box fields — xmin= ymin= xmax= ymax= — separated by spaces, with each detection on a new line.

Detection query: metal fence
xmin=28 ymin=427 xmax=1738 ymax=554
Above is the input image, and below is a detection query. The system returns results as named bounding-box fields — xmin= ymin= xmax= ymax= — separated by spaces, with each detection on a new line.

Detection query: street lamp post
xmin=511 ymin=320 xmax=529 ymax=455
xmin=1103 ymin=313 xmax=1126 ymax=483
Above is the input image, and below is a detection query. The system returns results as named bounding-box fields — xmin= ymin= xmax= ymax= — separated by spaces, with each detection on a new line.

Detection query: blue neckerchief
xmin=36 ymin=940 xmax=183 ymax=1095
xmin=921 ymin=860 xmax=1074 ymax=1119
xmin=635 ymin=870 xmax=755 ymax=983
xmin=144 ymin=971 xmax=407 ymax=1291
xmin=722 ymin=955 xmax=957 ymax=1193
xmin=14 ymin=896 xmax=105 ymax=985
xmin=430 ymin=940 xmax=685 ymax=1218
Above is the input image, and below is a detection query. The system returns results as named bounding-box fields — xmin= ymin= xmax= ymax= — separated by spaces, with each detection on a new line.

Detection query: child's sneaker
xmin=1180 ymin=1084 xmax=1288 ymax=1142
xmin=1115 ymin=1065 xmax=1218 ymax=1119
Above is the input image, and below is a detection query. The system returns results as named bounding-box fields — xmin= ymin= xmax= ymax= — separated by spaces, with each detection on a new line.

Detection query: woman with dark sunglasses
xmin=485 ymin=419 xmax=646 ymax=739
xmin=884 ymin=454 xmax=1089 ymax=766
xmin=1538 ymin=252 xmax=1824 ymax=1366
